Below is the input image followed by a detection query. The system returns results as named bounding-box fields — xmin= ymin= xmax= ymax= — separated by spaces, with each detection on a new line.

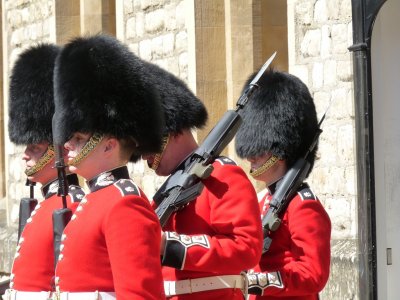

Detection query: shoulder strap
xmin=215 ymin=156 xmax=237 ymax=166
xmin=296 ymin=183 xmax=317 ymax=201
xmin=114 ymin=179 xmax=141 ymax=197
xmin=68 ymin=185 xmax=85 ymax=202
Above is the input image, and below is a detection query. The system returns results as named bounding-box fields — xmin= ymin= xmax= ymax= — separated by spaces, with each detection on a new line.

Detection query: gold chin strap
xmin=150 ymin=134 xmax=170 ymax=171
xmin=25 ymin=145 xmax=55 ymax=176
xmin=68 ymin=133 xmax=104 ymax=167
xmin=250 ymin=155 xmax=279 ymax=178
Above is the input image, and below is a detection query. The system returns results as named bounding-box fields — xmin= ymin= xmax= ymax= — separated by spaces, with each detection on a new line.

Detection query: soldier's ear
xmin=104 ymin=137 xmax=118 ymax=153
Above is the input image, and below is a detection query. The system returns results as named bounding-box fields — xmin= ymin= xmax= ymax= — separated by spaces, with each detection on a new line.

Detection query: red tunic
xmin=158 ymin=157 xmax=263 ymax=300
xmin=10 ymin=176 xmax=84 ymax=291
xmin=248 ymin=183 xmax=331 ymax=300
xmin=55 ymin=167 xmax=165 ymax=300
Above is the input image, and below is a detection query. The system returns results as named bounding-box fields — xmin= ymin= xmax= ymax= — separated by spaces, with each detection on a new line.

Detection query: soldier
xmin=51 ymin=35 xmax=165 ymax=300
xmin=235 ymin=69 xmax=331 ymax=299
xmin=5 ymin=44 xmax=85 ymax=300
xmin=141 ymin=62 xmax=263 ymax=300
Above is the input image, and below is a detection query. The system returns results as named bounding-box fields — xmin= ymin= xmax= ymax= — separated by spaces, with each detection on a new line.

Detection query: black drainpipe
xmin=349 ymin=0 xmax=387 ymax=299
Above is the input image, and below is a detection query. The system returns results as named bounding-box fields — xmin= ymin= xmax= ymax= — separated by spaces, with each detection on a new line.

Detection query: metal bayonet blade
xmin=250 ymin=51 xmax=277 ymax=86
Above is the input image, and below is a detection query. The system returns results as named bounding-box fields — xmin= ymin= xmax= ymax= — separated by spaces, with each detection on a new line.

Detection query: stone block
xmin=325 ymin=195 xmax=352 ymax=238
xmin=312 ymin=62 xmax=324 ymax=89
xmin=332 ymin=24 xmax=349 ymax=54
xmin=337 ymin=60 xmax=352 ymax=82
xmin=175 ymin=31 xmax=187 ymax=53
xmin=139 ymin=39 xmax=152 ymax=60
xmin=320 ymin=25 xmax=331 ymax=59
xmin=126 ymin=17 xmax=136 ymax=38
xmin=175 ymin=1 xmax=186 ymax=29
xmin=323 ymin=60 xmax=337 ymax=86
xmin=162 ymin=33 xmax=175 ymax=55
xmin=300 ymin=29 xmax=321 ymax=57
xmin=144 ymin=9 xmax=164 ymax=33
xmin=314 ymin=0 xmax=328 ymax=23
xmin=327 ymin=0 xmax=340 ymax=20
xmin=135 ymin=12 xmax=145 ymax=38
xmin=295 ymin=1 xmax=313 ymax=25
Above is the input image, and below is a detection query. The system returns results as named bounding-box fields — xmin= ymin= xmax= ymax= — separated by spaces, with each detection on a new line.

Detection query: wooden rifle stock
xmin=17 ymin=180 xmax=37 ymax=240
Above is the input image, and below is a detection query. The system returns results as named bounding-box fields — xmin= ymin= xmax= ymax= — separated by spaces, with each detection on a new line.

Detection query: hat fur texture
xmin=235 ymin=69 xmax=319 ymax=170
xmin=142 ymin=61 xmax=207 ymax=134
xmin=8 ymin=44 xmax=60 ymax=145
xmin=53 ymin=34 xmax=164 ymax=157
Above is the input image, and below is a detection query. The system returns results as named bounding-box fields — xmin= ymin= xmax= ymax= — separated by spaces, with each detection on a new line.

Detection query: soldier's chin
xmin=146 ymin=161 xmax=154 ymax=169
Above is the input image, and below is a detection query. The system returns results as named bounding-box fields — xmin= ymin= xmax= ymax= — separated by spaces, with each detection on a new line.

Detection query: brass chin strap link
xmin=151 ymin=134 xmax=170 ymax=171
xmin=250 ymin=155 xmax=279 ymax=178
xmin=25 ymin=145 xmax=55 ymax=176
xmin=68 ymin=133 xmax=104 ymax=167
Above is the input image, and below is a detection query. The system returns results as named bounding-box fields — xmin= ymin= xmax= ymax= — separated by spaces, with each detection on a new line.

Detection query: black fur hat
xmin=8 ymin=44 xmax=60 ymax=145
xmin=142 ymin=61 xmax=207 ymax=134
xmin=53 ymin=35 xmax=164 ymax=159
xmin=235 ymin=69 xmax=319 ymax=170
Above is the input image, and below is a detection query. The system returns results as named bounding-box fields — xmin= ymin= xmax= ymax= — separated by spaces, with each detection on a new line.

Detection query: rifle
xmin=154 ymin=52 xmax=277 ymax=227
xmin=17 ymin=180 xmax=37 ymax=240
xmin=51 ymin=114 xmax=72 ymax=268
xmin=261 ymin=110 xmax=328 ymax=254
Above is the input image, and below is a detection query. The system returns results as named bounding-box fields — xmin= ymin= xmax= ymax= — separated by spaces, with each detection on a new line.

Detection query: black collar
xmin=266 ymin=177 xmax=283 ymax=195
xmin=87 ymin=166 xmax=130 ymax=193
xmin=266 ymin=176 xmax=307 ymax=196
xmin=41 ymin=174 xmax=80 ymax=199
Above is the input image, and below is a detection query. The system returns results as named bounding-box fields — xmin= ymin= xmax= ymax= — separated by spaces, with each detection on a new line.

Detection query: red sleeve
xmin=163 ymin=163 xmax=263 ymax=273
xmin=261 ymin=195 xmax=331 ymax=297
xmin=104 ymin=196 xmax=166 ymax=300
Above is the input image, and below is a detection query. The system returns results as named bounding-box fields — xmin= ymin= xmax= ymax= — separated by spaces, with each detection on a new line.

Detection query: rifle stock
xmin=52 ymin=208 xmax=72 ymax=267
xmin=155 ymin=52 xmax=277 ymax=227
xmin=17 ymin=180 xmax=37 ymax=240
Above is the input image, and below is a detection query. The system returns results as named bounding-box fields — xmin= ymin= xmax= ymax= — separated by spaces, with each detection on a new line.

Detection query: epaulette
xmin=68 ymin=185 xmax=85 ymax=203
xmin=297 ymin=184 xmax=317 ymax=201
xmin=114 ymin=179 xmax=141 ymax=197
xmin=215 ymin=156 xmax=237 ymax=166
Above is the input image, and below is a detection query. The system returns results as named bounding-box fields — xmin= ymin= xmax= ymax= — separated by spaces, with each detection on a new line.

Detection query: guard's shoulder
xmin=114 ymin=179 xmax=141 ymax=197
xmin=297 ymin=184 xmax=317 ymax=201
xmin=215 ymin=156 xmax=237 ymax=166
xmin=68 ymin=185 xmax=85 ymax=202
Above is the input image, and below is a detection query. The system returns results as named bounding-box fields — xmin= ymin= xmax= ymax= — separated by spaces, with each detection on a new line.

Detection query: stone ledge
xmin=320 ymin=238 xmax=359 ymax=300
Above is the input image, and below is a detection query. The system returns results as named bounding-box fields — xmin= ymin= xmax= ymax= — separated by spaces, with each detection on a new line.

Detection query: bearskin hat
xmin=8 ymin=44 xmax=60 ymax=145
xmin=235 ymin=69 xmax=319 ymax=171
xmin=142 ymin=61 xmax=207 ymax=134
xmin=53 ymin=34 xmax=164 ymax=159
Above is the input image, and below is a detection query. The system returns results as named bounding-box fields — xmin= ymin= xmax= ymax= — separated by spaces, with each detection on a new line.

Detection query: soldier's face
xmin=142 ymin=141 xmax=177 ymax=176
xmin=64 ymin=132 xmax=115 ymax=180
xmin=64 ymin=132 xmax=93 ymax=178
xmin=65 ymin=132 xmax=91 ymax=157
xmin=247 ymin=153 xmax=287 ymax=185
xmin=23 ymin=142 xmax=56 ymax=184
xmin=142 ymin=132 xmax=195 ymax=177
